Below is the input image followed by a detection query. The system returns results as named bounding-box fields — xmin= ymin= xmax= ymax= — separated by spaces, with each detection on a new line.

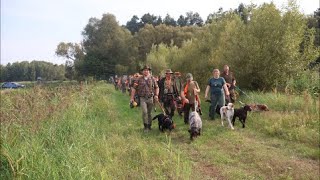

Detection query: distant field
xmin=1 ymin=82 xmax=319 ymax=179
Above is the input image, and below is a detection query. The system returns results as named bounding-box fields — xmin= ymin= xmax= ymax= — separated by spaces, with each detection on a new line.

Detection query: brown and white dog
xmin=220 ymin=103 xmax=235 ymax=130
xmin=249 ymin=104 xmax=270 ymax=111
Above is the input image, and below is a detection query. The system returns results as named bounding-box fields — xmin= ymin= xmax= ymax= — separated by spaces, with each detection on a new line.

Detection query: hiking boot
xmin=143 ymin=123 xmax=149 ymax=133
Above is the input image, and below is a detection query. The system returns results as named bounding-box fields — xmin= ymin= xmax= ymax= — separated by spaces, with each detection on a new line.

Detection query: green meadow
xmin=1 ymin=82 xmax=319 ymax=179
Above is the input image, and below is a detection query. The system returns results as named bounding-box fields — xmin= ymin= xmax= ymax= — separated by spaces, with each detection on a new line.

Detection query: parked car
xmin=1 ymin=82 xmax=25 ymax=89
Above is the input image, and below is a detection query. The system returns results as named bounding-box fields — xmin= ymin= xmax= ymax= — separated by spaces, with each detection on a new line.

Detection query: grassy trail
xmin=109 ymin=84 xmax=319 ymax=179
xmin=1 ymin=83 xmax=319 ymax=179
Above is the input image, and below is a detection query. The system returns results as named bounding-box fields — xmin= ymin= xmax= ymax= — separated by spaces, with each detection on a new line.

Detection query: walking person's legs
xmin=146 ymin=98 xmax=154 ymax=130
xmin=209 ymin=94 xmax=219 ymax=120
xmin=183 ymin=103 xmax=191 ymax=124
xmin=140 ymin=97 xmax=149 ymax=132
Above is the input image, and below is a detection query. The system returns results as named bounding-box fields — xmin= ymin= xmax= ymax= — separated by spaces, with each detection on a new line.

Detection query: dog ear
xmin=223 ymin=108 xmax=227 ymax=113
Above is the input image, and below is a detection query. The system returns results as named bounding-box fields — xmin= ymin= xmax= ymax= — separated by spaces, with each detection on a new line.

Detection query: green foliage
xmin=54 ymin=2 xmax=318 ymax=89
xmin=146 ymin=44 xmax=170 ymax=76
xmin=237 ymin=90 xmax=319 ymax=149
xmin=163 ymin=14 xmax=176 ymax=26
xmin=115 ymin=64 xmax=129 ymax=75
xmin=55 ymin=42 xmax=84 ymax=61
xmin=0 ymin=61 xmax=65 ymax=82
xmin=81 ymin=13 xmax=136 ymax=78
xmin=147 ymin=2 xmax=318 ymax=91
xmin=126 ymin=15 xmax=143 ymax=35
xmin=286 ymin=70 xmax=320 ymax=95
xmin=135 ymin=24 xmax=198 ymax=62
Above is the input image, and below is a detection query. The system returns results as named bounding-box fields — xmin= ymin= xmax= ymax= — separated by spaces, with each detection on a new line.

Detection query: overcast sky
xmin=1 ymin=0 xmax=319 ymax=65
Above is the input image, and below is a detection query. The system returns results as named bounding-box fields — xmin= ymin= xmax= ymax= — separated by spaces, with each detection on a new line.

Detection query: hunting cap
xmin=186 ymin=73 xmax=193 ymax=79
xmin=141 ymin=65 xmax=151 ymax=71
xmin=134 ymin=73 xmax=140 ymax=77
xmin=165 ymin=69 xmax=173 ymax=74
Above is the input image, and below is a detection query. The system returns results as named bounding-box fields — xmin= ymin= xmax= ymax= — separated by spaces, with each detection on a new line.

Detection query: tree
xmin=146 ymin=44 xmax=170 ymax=75
xmin=0 ymin=61 xmax=65 ymax=82
xmin=163 ymin=14 xmax=176 ymax=26
xmin=235 ymin=3 xmax=253 ymax=24
xmin=134 ymin=24 xmax=198 ymax=62
xmin=82 ymin=13 xmax=135 ymax=78
xmin=55 ymin=42 xmax=83 ymax=61
xmin=306 ymin=8 xmax=320 ymax=47
xmin=126 ymin=15 xmax=143 ymax=35
xmin=140 ymin=13 xmax=158 ymax=26
xmin=186 ymin=12 xmax=203 ymax=26
xmin=155 ymin=16 xmax=163 ymax=26
xmin=206 ymin=7 xmax=225 ymax=24
xmin=115 ymin=64 xmax=129 ymax=75
xmin=177 ymin=15 xmax=187 ymax=27
xmin=55 ymin=42 xmax=85 ymax=80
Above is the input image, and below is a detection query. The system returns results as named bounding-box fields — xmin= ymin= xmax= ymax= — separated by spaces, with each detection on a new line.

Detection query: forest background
xmin=1 ymin=2 xmax=319 ymax=93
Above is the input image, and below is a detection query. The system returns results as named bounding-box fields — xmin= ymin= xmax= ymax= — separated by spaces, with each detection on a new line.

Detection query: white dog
xmin=220 ymin=103 xmax=235 ymax=130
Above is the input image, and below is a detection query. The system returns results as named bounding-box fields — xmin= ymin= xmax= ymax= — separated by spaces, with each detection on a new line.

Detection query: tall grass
xmin=234 ymin=90 xmax=319 ymax=148
xmin=1 ymin=83 xmax=194 ymax=179
xmin=1 ymin=82 xmax=319 ymax=179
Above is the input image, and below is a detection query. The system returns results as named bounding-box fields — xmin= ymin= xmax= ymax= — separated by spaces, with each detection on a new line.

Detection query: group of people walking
xmin=129 ymin=64 xmax=236 ymax=132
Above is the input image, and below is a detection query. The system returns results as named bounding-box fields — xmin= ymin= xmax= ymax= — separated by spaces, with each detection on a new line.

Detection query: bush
xmin=287 ymin=70 xmax=319 ymax=96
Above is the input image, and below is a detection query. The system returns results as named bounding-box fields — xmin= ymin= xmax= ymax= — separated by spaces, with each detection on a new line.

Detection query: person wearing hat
xmin=221 ymin=65 xmax=236 ymax=104
xmin=205 ymin=69 xmax=230 ymax=120
xmin=173 ymin=72 xmax=183 ymax=94
xmin=130 ymin=65 xmax=159 ymax=132
xmin=158 ymin=69 xmax=179 ymax=117
xmin=173 ymin=72 xmax=183 ymax=116
xmin=129 ymin=73 xmax=141 ymax=106
xmin=181 ymin=73 xmax=201 ymax=124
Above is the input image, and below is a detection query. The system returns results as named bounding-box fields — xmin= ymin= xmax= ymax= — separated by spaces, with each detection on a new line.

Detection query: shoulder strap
xmin=150 ymin=76 xmax=156 ymax=89
xmin=172 ymin=79 xmax=179 ymax=96
xmin=183 ymin=82 xmax=189 ymax=96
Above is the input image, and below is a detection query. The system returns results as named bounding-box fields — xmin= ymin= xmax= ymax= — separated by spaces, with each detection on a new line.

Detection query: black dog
xmin=232 ymin=105 xmax=252 ymax=128
xmin=152 ymin=113 xmax=176 ymax=132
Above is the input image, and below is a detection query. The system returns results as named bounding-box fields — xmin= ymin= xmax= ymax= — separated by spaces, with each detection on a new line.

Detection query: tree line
xmin=0 ymin=61 xmax=65 ymax=82
xmin=2 ymin=2 xmax=319 ymax=92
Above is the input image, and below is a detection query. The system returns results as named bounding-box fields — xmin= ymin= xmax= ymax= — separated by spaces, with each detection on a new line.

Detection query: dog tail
xmin=152 ymin=115 xmax=159 ymax=120
xmin=152 ymin=113 xmax=164 ymax=120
